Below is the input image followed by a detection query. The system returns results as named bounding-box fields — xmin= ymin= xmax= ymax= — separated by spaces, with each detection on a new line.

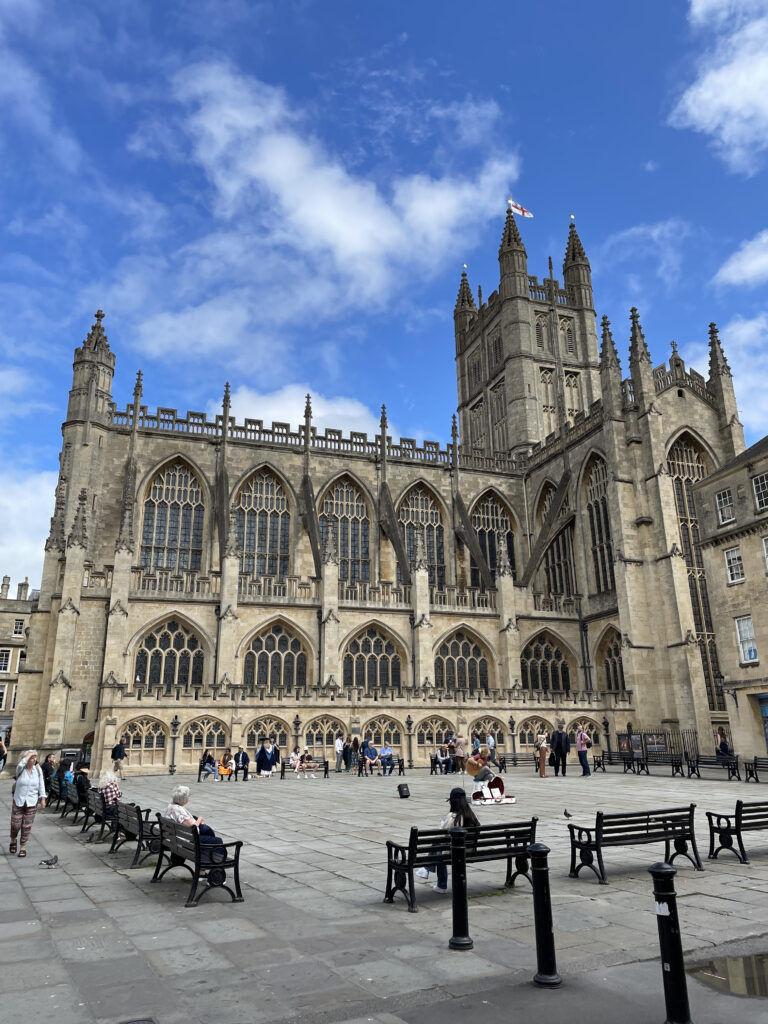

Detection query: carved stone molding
xmin=50 ymin=669 xmax=71 ymax=689
xmin=58 ymin=596 xmax=80 ymax=616
xmin=109 ymin=600 xmax=129 ymax=618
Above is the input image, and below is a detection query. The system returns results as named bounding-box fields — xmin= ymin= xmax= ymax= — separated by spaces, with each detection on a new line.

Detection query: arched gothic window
xmin=599 ymin=629 xmax=625 ymax=691
xmin=540 ymin=369 xmax=556 ymax=436
xmin=517 ymin=717 xmax=554 ymax=747
xmin=470 ymin=716 xmax=506 ymax=752
xmin=434 ymin=630 xmax=490 ymax=694
xmin=585 ymin=458 xmax=615 ymax=593
xmin=134 ymin=619 xmax=204 ymax=694
xmin=319 ymin=478 xmax=370 ymax=583
xmin=560 ymin=317 xmax=575 ymax=354
xmin=243 ymin=622 xmax=308 ymax=695
xmin=535 ymin=315 xmax=547 ymax=348
xmin=140 ymin=461 xmax=204 ymax=571
xmin=235 ymin=470 xmax=290 ymax=580
xmin=121 ymin=718 xmax=167 ymax=767
xmin=245 ymin=716 xmax=289 ymax=750
xmin=398 ymin=486 xmax=445 ymax=589
xmin=521 ymin=633 xmax=572 ymax=692
xmin=567 ymin=718 xmax=602 ymax=747
xmin=362 ymin=715 xmax=402 ymax=753
xmin=537 ymin=483 xmax=557 ymax=530
xmin=304 ymin=716 xmax=344 ymax=758
xmin=564 ymin=371 xmax=581 ymax=422
xmin=342 ymin=626 xmax=402 ymax=695
xmin=416 ymin=715 xmax=454 ymax=757
xmin=181 ymin=717 xmax=227 ymax=765
xmin=543 ymin=527 xmax=575 ymax=597
xmin=667 ymin=435 xmax=724 ymax=711
xmin=470 ymin=492 xmax=516 ymax=588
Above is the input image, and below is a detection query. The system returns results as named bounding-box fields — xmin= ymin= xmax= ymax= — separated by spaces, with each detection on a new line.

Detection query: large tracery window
xmin=543 ymin=527 xmax=575 ymax=597
xmin=398 ymin=486 xmax=446 ymax=589
xmin=245 ymin=716 xmax=289 ymax=749
xmin=517 ymin=717 xmax=554 ymax=747
xmin=416 ymin=715 xmax=454 ymax=758
xmin=470 ymin=492 xmax=516 ymax=589
xmin=434 ymin=630 xmax=490 ymax=694
xmin=304 ymin=716 xmax=344 ymax=758
xmin=134 ymin=619 xmax=204 ymax=693
xmin=121 ymin=718 xmax=167 ymax=767
xmin=343 ymin=626 xmax=402 ymax=694
xmin=567 ymin=718 xmax=602 ymax=748
xmin=521 ymin=633 xmax=572 ymax=692
xmin=667 ymin=435 xmax=724 ymax=711
xmin=362 ymin=715 xmax=402 ymax=754
xmin=235 ymin=470 xmax=290 ymax=580
xmin=599 ymin=629 xmax=625 ymax=691
xmin=319 ymin=478 xmax=370 ymax=583
xmin=585 ymin=458 xmax=615 ymax=593
xmin=470 ymin=716 xmax=506 ymax=752
xmin=243 ymin=622 xmax=308 ymax=694
xmin=140 ymin=460 xmax=204 ymax=571
xmin=181 ymin=717 xmax=227 ymax=765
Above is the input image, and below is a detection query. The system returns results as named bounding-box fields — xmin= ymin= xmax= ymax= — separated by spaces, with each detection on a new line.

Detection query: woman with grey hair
xmin=98 ymin=769 xmax=122 ymax=814
xmin=10 ymin=750 xmax=46 ymax=856
xmin=164 ymin=785 xmax=223 ymax=853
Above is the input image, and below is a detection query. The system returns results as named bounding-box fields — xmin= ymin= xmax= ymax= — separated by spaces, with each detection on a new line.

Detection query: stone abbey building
xmin=10 ymin=210 xmax=748 ymax=772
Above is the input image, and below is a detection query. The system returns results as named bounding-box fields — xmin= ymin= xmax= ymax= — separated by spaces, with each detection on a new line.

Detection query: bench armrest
xmin=386 ymin=840 xmax=408 ymax=860
xmin=705 ymin=811 xmax=734 ymax=825
xmin=568 ymin=824 xmax=594 ymax=844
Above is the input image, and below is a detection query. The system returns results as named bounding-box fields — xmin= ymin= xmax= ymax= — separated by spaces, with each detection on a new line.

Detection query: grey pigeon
xmin=563 ymin=809 xmax=573 ymax=819
xmin=39 ymin=855 xmax=58 ymax=868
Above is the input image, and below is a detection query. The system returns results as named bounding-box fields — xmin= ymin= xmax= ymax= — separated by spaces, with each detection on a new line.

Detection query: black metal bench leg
xmin=232 ymin=858 xmax=244 ymax=902
xmin=383 ymin=863 xmax=395 ymax=903
xmin=595 ymin=846 xmax=608 ymax=884
xmin=736 ymin=830 xmax=750 ymax=865
xmin=507 ymin=853 xmax=531 ymax=888
xmin=406 ymin=869 xmax=418 ymax=913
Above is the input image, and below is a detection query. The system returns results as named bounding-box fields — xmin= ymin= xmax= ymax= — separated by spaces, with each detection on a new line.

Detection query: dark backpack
xmin=111 ymin=744 xmax=123 ymax=760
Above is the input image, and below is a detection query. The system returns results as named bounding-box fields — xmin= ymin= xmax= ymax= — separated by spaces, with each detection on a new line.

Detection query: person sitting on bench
xmin=364 ymin=743 xmax=381 ymax=776
xmin=466 ymin=745 xmax=495 ymax=785
xmin=416 ymin=787 xmax=480 ymax=894
xmin=164 ymin=785 xmax=224 ymax=859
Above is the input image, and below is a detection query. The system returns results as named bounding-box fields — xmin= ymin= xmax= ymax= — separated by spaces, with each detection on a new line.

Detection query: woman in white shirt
xmin=536 ymin=730 xmax=550 ymax=779
xmin=163 ymin=785 xmax=224 ymax=859
xmin=10 ymin=750 xmax=47 ymax=856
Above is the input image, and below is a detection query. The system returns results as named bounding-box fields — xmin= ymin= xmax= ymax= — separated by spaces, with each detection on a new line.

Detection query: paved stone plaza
xmin=3 ymin=766 xmax=768 ymax=1023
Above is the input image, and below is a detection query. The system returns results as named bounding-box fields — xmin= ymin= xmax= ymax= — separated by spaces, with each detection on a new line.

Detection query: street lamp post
xmin=169 ymin=714 xmax=180 ymax=775
xmin=405 ymin=714 xmax=414 ymax=769
xmin=293 ymin=714 xmax=301 ymax=751
xmin=508 ymin=715 xmax=517 ymax=762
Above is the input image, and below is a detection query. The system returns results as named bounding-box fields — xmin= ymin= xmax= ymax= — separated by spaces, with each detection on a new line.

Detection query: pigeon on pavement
xmin=563 ymin=809 xmax=573 ymax=818
xmin=39 ymin=855 xmax=59 ymax=868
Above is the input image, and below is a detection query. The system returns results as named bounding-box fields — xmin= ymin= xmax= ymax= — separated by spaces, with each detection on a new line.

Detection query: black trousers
xmin=553 ymin=750 xmax=567 ymax=775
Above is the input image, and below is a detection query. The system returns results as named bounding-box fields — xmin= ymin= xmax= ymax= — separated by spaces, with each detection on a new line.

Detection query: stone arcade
xmin=9 ymin=211 xmax=747 ymax=772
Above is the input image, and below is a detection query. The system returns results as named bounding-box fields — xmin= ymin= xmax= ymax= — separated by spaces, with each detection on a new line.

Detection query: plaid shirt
xmin=100 ymin=781 xmax=122 ymax=806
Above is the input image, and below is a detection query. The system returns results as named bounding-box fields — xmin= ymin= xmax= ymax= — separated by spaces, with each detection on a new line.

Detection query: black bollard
xmin=529 ymin=842 xmax=562 ymax=986
xmin=448 ymin=827 xmax=473 ymax=950
xmin=648 ymin=863 xmax=693 ymax=1024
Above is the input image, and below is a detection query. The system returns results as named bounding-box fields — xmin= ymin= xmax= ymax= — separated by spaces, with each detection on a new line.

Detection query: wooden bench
xmin=592 ymin=753 xmax=606 ymax=772
xmin=79 ymin=789 xmax=117 ymax=843
xmin=151 ymin=814 xmax=244 ymax=908
xmin=743 ymin=757 xmax=768 ymax=783
xmin=686 ymin=752 xmax=741 ymax=781
xmin=568 ymin=804 xmax=703 ymax=884
xmin=357 ymin=755 xmax=405 ymax=777
xmin=108 ymin=802 xmax=161 ymax=869
xmin=384 ymin=817 xmax=538 ymax=912
xmin=60 ymin=782 xmax=88 ymax=824
xmin=279 ymin=757 xmax=329 ymax=779
xmin=47 ymin=777 xmax=64 ymax=812
xmin=645 ymin=752 xmax=685 ymax=777
xmin=622 ymin=753 xmax=649 ymax=775
xmin=707 ymin=800 xmax=768 ymax=864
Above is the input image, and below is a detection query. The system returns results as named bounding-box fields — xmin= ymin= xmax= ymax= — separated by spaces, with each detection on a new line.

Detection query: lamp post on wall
xmin=293 ymin=714 xmax=301 ymax=752
xmin=168 ymin=714 xmax=180 ymax=775
xmin=602 ymin=716 xmax=611 ymax=756
xmin=405 ymin=714 xmax=414 ymax=769
xmin=508 ymin=716 xmax=517 ymax=760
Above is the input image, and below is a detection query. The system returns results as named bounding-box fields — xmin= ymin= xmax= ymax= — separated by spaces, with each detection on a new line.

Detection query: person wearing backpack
xmin=10 ymin=750 xmax=46 ymax=857
xmin=111 ymin=737 xmax=128 ymax=780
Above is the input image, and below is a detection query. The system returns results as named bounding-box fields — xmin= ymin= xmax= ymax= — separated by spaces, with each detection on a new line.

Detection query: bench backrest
xmin=157 ymin=814 xmax=199 ymax=861
xmin=737 ymin=800 xmax=768 ymax=829
xmin=116 ymin=801 xmax=148 ymax=835
xmin=408 ymin=818 xmax=537 ymax=863
xmin=86 ymin=788 xmax=104 ymax=815
xmin=49 ymin=777 xmax=61 ymax=797
xmin=597 ymin=804 xmax=694 ymax=842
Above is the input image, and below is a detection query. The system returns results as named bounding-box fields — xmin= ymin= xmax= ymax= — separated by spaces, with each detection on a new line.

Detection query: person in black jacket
xmin=74 ymin=763 xmax=91 ymax=805
xmin=41 ymin=753 xmax=57 ymax=794
xmin=233 ymin=746 xmax=250 ymax=781
xmin=550 ymin=724 xmax=571 ymax=777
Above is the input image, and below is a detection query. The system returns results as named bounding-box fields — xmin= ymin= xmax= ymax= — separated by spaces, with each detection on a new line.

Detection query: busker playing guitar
xmin=465 ymin=745 xmax=516 ymax=804
xmin=466 ymin=746 xmax=495 ymax=784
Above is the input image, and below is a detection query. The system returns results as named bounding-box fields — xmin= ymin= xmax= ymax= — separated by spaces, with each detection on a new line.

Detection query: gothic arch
xmin=581 ymin=453 xmax=615 ymax=594
xmin=338 ymin=618 xmax=409 ymax=658
xmin=119 ymin=716 xmax=168 ymax=767
xmin=317 ymin=473 xmax=374 ymax=585
xmin=127 ymin=611 xmax=213 ymax=660
xmin=467 ymin=488 xmax=518 ymax=587
xmin=432 ymin=622 xmax=496 ymax=662
xmin=236 ymin=615 xmax=316 ymax=663
xmin=533 ymin=478 xmax=559 ymax=529
xmin=303 ymin=715 xmax=345 ymax=758
xmin=592 ymin=621 xmax=622 ymax=658
xmin=238 ymin=618 xmax=313 ymax=693
xmin=315 ymin=470 xmax=376 ymax=517
xmin=228 ymin=461 xmax=298 ymax=511
xmin=392 ymin=479 xmax=450 ymax=523
xmin=414 ymin=714 xmax=455 ymax=754
xmin=136 ymin=456 xmax=209 ymax=573
xmin=595 ymin=626 xmax=625 ymax=692
xmin=516 ymin=716 xmax=555 ymax=747
xmin=520 ymin=630 xmax=577 ymax=693
xmin=341 ymin=622 xmax=408 ymax=693
xmin=467 ymin=487 xmax=521 ymax=534
xmin=180 ymin=715 xmax=229 ymax=766
xmin=433 ymin=626 xmax=494 ymax=693
xmin=361 ymin=714 xmax=404 ymax=752
xmin=469 ymin=715 xmax=507 ymax=749
xmin=230 ymin=464 xmax=294 ymax=581
xmin=396 ymin=481 xmax=449 ymax=590
xmin=244 ymin=716 xmax=290 ymax=749
xmin=565 ymin=716 xmax=603 ymax=747
xmin=664 ymin=428 xmax=719 ymax=474
xmin=576 ymin=447 xmax=609 ymax=494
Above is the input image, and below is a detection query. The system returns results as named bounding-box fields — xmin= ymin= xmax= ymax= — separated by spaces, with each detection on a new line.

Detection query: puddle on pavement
xmin=687 ymin=953 xmax=768 ymax=998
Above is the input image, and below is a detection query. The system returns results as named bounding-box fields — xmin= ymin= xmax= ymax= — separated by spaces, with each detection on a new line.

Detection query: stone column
xmin=411 ymin=532 xmax=433 ymax=686
xmin=319 ymin=530 xmax=340 ymax=685
xmin=495 ymin=546 xmax=520 ymax=688
xmin=217 ymin=505 xmax=241 ymax=687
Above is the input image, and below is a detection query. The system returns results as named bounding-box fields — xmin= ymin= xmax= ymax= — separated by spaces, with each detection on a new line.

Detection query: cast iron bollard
xmin=530 ymin=842 xmax=562 ymax=986
xmin=649 ymin=863 xmax=693 ymax=1024
xmin=448 ymin=827 xmax=473 ymax=950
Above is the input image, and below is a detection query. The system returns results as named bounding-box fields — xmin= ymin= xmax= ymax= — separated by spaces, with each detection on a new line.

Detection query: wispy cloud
xmin=714 ymin=228 xmax=768 ymax=286
xmin=0 ymin=468 xmax=57 ymax=587
xmin=670 ymin=2 xmax=768 ymax=174
xmin=599 ymin=218 xmax=693 ymax=287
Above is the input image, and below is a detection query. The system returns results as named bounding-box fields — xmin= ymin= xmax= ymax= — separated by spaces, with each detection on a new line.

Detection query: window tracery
xmin=121 ymin=717 xmax=167 ymax=766
xmin=434 ymin=630 xmax=490 ymax=694
xmin=319 ymin=477 xmax=370 ymax=583
xmin=470 ymin=492 xmax=516 ymax=588
xmin=469 ymin=400 xmax=486 ymax=453
xmin=304 ymin=716 xmax=344 ymax=758
xmin=342 ymin=626 xmax=402 ymax=695
xmin=362 ymin=715 xmax=402 ymax=752
xmin=416 ymin=715 xmax=454 ymax=755
xmin=567 ymin=718 xmax=602 ymax=747
xmin=565 ymin=371 xmax=581 ymax=422
xmin=599 ymin=629 xmax=625 ymax=691
xmin=235 ymin=470 xmax=290 ymax=580
xmin=140 ymin=461 xmax=204 ymax=571
xmin=245 ymin=716 xmax=289 ymax=749
xmin=585 ymin=457 xmax=615 ymax=593
xmin=517 ymin=717 xmax=554 ymax=746
xmin=540 ymin=368 xmax=556 ymax=436
xmin=521 ymin=633 xmax=572 ymax=692
xmin=398 ymin=487 xmax=445 ymax=589
xmin=243 ymin=622 xmax=308 ymax=695
xmin=490 ymin=381 xmax=507 ymax=452
xmin=181 ymin=717 xmax=227 ymax=764
xmin=134 ymin=619 xmax=204 ymax=694
xmin=469 ymin=716 xmax=506 ymax=751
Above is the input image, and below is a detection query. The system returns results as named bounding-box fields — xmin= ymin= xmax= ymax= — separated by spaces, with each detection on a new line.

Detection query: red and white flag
xmin=508 ymin=199 xmax=534 ymax=219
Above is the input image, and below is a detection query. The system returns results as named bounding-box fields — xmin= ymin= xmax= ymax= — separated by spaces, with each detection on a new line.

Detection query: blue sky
xmin=1 ymin=0 xmax=768 ymax=586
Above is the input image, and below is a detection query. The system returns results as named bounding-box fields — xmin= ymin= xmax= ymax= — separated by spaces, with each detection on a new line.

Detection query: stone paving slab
xmin=2 ymin=767 xmax=768 ymax=1021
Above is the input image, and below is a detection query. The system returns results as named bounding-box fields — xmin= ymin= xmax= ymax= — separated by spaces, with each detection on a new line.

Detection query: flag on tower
xmin=508 ymin=198 xmax=534 ymax=218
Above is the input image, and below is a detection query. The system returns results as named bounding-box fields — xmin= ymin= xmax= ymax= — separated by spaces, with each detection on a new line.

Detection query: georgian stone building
xmin=9 ymin=210 xmax=749 ymax=772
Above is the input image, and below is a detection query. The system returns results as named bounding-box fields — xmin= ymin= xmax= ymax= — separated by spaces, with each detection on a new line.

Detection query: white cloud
xmin=428 ymin=98 xmax=502 ymax=148
xmin=600 ymin=218 xmax=693 ymax=285
xmin=670 ymin=5 xmax=768 ymax=173
xmin=208 ymin=384 xmax=398 ymax=440
xmin=643 ymin=160 xmax=659 ymax=172
xmin=714 ymin=228 xmax=768 ymax=286
xmin=680 ymin=312 xmax=768 ymax=433
xmin=0 ymin=469 xmax=57 ymax=589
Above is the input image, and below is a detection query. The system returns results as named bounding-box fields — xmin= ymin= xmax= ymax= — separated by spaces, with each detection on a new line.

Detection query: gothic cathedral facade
xmin=9 ymin=210 xmax=747 ymax=771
